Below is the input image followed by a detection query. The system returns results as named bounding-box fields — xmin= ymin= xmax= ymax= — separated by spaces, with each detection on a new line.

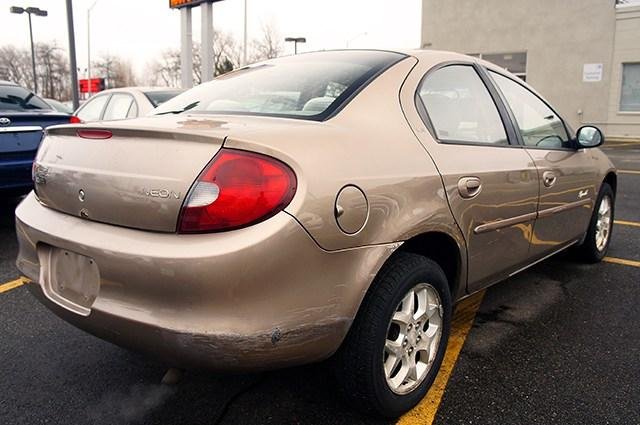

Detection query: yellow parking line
xmin=615 ymin=220 xmax=640 ymax=228
xmin=619 ymin=169 xmax=640 ymax=175
xmin=397 ymin=290 xmax=485 ymax=425
xmin=0 ymin=277 xmax=27 ymax=294
xmin=603 ymin=257 xmax=640 ymax=268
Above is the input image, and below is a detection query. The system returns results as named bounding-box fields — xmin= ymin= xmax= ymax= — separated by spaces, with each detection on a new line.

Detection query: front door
xmin=413 ymin=64 xmax=539 ymax=291
xmin=489 ymin=71 xmax=597 ymax=258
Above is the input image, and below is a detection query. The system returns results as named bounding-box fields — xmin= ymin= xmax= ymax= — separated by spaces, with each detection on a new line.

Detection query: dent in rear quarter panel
xmin=224 ymin=56 xmax=465 ymax=272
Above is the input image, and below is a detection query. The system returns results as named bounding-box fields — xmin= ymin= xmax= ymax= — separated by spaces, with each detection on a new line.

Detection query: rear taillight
xmin=69 ymin=115 xmax=82 ymax=123
xmin=178 ymin=149 xmax=297 ymax=233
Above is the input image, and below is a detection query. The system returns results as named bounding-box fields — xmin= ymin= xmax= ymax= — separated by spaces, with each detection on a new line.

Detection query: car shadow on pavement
xmin=141 ymin=363 xmax=392 ymax=425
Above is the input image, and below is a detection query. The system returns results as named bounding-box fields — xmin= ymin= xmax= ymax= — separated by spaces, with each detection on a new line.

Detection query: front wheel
xmin=334 ymin=252 xmax=452 ymax=417
xmin=575 ymin=182 xmax=614 ymax=263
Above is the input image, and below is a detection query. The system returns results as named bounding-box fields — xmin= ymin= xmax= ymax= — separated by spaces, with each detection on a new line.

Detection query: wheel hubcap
xmin=595 ymin=195 xmax=612 ymax=252
xmin=383 ymin=283 xmax=443 ymax=395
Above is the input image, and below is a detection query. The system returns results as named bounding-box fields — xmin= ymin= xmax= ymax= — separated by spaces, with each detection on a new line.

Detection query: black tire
xmin=334 ymin=252 xmax=452 ymax=418
xmin=575 ymin=182 xmax=615 ymax=263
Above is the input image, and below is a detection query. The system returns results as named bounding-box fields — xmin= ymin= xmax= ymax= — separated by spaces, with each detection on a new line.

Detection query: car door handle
xmin=543 ymin=171 xmax=557 ymax=187
xmin=458 ymin=177 xmax=482 ymax=199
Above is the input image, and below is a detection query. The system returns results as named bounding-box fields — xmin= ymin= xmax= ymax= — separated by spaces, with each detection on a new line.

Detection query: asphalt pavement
xmin=0 ymin=141 xmax=638 ymax=425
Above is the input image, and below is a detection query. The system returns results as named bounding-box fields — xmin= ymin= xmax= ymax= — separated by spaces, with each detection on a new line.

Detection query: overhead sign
xmin=583 ymin=63 xmax=603 ymax=82
xmin=169 ymin=0 xmax=223 ymax=9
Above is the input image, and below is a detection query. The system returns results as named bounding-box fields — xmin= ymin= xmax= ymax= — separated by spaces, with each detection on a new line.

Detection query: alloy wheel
xmin=595 ymin=195 xmax=612 ymax=252
xmin=383 ymin=282 xmax=443 ymax=395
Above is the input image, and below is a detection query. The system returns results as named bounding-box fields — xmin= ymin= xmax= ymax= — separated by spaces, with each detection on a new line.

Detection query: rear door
xmin=414 ymin=64 xmax=539 ymax=291
xmin=488 ymin=70 xmax=597 ymax=258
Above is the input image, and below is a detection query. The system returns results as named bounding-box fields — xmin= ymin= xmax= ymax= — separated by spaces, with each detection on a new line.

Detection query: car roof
xmin=0 ymin=80 xmax=19 ymax=86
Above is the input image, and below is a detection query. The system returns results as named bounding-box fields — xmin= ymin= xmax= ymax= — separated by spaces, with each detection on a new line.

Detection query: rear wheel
xmin=335 ymin=252 xmax=452 ymax=417
xmin=575 ymin=183 xmax=614 ymax=263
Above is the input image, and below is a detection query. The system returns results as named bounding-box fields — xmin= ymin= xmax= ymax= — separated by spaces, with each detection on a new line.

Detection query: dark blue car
xmin=0 ymin=80 xmax=72 ymax=196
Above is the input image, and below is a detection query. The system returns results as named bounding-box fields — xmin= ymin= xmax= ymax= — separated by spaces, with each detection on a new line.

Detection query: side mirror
xmin=576 ymin=125 xmax=604 ymax=148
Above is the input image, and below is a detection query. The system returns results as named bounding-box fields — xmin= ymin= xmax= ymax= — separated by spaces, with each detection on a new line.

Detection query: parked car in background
xmin=44 ymin=98 xmax=74 ymax=115
xmin=16 ymin=50 xmax=616 ymax=417
xmin=0 ymin=80 xmax=72 ymax=196
xmin=73 ymin=87 xmax=183 ymax=122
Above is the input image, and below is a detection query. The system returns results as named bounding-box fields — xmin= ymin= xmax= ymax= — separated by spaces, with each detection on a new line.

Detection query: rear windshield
xmin=144 ymin=90 xmax=184 ymax=107
xmin=154 ymin=50 xmax=406 ymax=121
xmin=0 ymin=85 xmax=52 ymax=112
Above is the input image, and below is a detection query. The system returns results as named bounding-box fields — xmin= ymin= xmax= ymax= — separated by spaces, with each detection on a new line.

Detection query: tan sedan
xmin=15 ymin=50 xmax=616 ymax=417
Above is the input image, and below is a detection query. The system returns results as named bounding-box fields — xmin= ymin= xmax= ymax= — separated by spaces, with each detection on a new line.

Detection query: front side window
xmin=620 ymin=63 xmax=640 ymax=112
xmin=102 ymin=93 xmax=135 ymax=121
xmin=417 ymin=65 xmax=508 ymax=145
xmin=154 ymin=50 xmax=406 ymax=121
xmin=77 ymin=95 xmax=109 ymax=122
xmin=490 ymin=71 xmax=570 ymax=149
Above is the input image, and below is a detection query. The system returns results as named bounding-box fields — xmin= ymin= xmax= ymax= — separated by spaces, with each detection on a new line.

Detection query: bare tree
xmin=0 ymin=45 xmax=32 ymax=88
xmin=251 ymin=23 xmax=283 ymax=62
xmin=0 ymin=42 xmax=71 ymax=100
xmin=145 ymin=29 xmax=243 ymax=87
xmin=93 ymin=54 xmax=137 ymax=88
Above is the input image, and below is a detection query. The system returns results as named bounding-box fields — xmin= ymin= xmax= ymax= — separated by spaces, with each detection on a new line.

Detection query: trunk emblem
xmin=78 ymin=189 xmax=86 ymax=202
xmin=143 ymin=188 xmax=181 ymax=199
xmin=0 ymin=117 xmax=10 ymax=126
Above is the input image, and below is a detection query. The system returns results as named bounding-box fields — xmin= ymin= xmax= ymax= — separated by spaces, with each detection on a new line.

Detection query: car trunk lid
xmin=34 ymin=116 xmax=228 ymax=232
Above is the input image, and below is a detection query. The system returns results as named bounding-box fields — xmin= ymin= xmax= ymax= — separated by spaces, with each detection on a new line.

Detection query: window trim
xmin=414 ymin=61 xmax=522 ymax=149
xmin=618 ymin=62 xmax=640 ymax=114
xmin=484 ymin=68 xmax=578 ymax=152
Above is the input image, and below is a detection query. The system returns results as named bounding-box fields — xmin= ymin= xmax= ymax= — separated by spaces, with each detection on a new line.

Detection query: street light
xmin=285 ymin=37 xmax=306 ymax=55
xmin=10 ymin=5 xmax=48 ymax=94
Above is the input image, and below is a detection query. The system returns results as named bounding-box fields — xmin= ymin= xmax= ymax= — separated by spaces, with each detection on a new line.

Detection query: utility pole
xmin=10 ymin=6 xmax=48 ymax=94
xmin=180 ymin=7 xmax=193 ymax=88
xmin=201 ymin=1 xmax=214 ymax=82
xmin=87 ymin=0 xmax=99 ymax=97
xmin=65 ymin=0 xmax=80 ymax=109
xmin=243 ymin=0 xmax=248 ymax=66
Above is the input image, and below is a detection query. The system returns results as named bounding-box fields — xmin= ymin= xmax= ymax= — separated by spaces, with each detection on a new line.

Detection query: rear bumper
xmin=16 ymin=193 xmax=391 ymax=371
xmin=0 ymin=157 xmax=33 ymax=191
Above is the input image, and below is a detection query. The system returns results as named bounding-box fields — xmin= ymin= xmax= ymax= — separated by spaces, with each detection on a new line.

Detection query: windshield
xmin=144 ymin=90 xmax=184 ymax=107
xmin=0 ymin=85 xmax=52 ymax=112
xmin=154 ymin=50 xmax=406 ymax=121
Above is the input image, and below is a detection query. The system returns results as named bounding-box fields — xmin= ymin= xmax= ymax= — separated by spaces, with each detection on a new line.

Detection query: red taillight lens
xmin=178 ymin=149 xmax=297 ymax=233
xmin=76 ymin=129 xmax=112 ymax=139
xmin=69 ymin=115 xmax=82 ymax=124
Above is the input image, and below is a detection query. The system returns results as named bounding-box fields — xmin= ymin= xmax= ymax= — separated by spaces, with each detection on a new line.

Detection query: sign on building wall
xmin=583 ymin=63 xmax=603 ymax=82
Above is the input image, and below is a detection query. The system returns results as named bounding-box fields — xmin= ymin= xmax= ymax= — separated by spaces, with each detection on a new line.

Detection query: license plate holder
xmin=37 ymin=244 xmax=100 ymax=316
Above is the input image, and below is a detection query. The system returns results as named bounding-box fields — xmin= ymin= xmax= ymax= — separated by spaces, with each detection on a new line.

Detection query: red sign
xmin=79 ymin=78 xmax=105 ymax=93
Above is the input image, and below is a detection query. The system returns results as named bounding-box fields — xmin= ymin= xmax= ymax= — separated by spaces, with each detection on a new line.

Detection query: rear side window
xmin=154 ymin=50 xmax=407 ymax=121
xmin=102 ymin=93 xmax=135 ymax=121
xmin=417 ymin=65 xmax=508 ymax=145
xmin=77 ymin=95 xmax=109 ymax=122
xmin=0 ymin=85 xmax=51 ymax=111
xmin=490 ymin=71 xmax=570 ymax=149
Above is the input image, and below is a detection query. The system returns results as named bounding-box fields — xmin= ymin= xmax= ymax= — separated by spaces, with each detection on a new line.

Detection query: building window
xmin=620 ymin=63 xmax=640 ymax=112
xmin=469 ymin=52 xmax=527 ymax=81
